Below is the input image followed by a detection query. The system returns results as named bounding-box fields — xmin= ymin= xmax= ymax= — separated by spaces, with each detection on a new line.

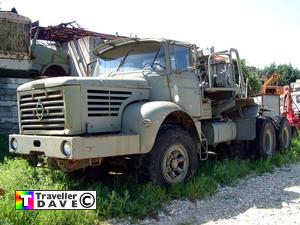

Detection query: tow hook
xmin=36 ymin=154 xmax=45 ymax=167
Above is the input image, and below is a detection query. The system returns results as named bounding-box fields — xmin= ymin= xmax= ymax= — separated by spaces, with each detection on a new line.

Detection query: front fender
xmin=122 ymin=101 xmax=183 ymax=153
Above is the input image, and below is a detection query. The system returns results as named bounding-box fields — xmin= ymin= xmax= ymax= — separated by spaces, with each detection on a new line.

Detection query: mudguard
xmin=122 ymin=101 xmax=184 ymax=153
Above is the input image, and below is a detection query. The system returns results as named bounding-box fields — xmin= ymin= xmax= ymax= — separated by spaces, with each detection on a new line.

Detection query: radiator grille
xmin=87 ymin=90 xmax=131 ymax=117
xmin=19 ymin=90 xmax=65 ymax=131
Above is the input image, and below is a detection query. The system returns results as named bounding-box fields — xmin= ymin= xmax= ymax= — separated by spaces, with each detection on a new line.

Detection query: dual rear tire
xmin=255 ymin=116 xmax=292 ymax=159
xmin=276 ymin=117 xmax=292 ymax=150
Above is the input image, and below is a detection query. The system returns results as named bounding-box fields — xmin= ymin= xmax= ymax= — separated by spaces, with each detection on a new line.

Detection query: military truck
xmin=0 ymin=10 xmax=69 ymax=77
xmin=9 ymin=38 xmax=292 ymax=186
xmin=0 ymin=10 xmax=31 ymax=76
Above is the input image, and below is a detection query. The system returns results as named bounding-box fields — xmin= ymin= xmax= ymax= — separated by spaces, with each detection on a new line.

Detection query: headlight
xmin=10 ymin=138 xmax=18 ymax=151
xmin=62 ymin=141 xmax=71 ymax=157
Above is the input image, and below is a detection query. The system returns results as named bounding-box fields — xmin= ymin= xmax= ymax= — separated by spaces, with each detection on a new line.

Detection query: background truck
xmin=257 ymin=73 xmax=299 ymax=136
xmin=0 ymin=9 xmax=70 ymax=78
xmin=0 ymin=10 xmax=31 ymax=76
xmin=9 ymin=38 xmax=292 ymax=186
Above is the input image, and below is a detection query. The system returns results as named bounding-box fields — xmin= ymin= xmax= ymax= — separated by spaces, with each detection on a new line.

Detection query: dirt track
xmin=114 ymin=163 xmax=300 ymax=225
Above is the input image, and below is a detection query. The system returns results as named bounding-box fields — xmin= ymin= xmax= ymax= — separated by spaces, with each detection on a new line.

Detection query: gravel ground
xmin=112 ymin=163 xmax=300 ymax=225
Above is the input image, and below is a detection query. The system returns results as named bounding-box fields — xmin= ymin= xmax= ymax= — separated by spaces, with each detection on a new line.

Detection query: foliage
xmin=260 ymin=63 xmax=300 ymax=85
xmin=241 ymin=61 xmax=300 ymax=94
xmin=240 ymin=59 xmax=261 ymax=95
xmin=0 ymin=136 xmax=299 ymax=224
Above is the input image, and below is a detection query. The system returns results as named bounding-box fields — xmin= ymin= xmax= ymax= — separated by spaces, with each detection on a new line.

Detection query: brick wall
xmin=0 ymin=78 xmax=32 ymax=134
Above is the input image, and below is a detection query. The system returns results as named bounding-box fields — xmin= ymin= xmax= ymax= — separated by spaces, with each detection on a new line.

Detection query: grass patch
xmin=0 ymin=136 xmax=299 ymax=224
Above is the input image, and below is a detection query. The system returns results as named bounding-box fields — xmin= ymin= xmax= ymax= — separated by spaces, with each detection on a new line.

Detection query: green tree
xmin=260 ymin=63 xmax=300 ymax=85
xmin=240 ymin=59 xmax=261 ymax=95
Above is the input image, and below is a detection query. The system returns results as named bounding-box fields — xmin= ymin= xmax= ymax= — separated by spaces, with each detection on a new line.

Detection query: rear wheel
xmin=44 ymin=66 xmax=67 ymax=77
xmin=255 ymin=117 xmax=276 ymax=158
xmin=277 ymin=117 xmax=292 ymax=151
xmin=135 ymin=125 xmax=198 ymax=186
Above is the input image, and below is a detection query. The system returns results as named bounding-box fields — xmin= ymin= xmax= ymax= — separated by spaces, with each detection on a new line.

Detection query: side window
xmin=171 ymin=45 xmax=191 ymax=72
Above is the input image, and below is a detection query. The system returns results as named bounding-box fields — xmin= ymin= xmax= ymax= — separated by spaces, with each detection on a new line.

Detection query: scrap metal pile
xmin=31 ymin=21 xmax=125 ymax=43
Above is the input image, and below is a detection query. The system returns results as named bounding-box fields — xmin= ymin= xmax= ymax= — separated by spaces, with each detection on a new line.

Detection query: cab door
xmin=168 ymin=44 xmax=202 ymax=117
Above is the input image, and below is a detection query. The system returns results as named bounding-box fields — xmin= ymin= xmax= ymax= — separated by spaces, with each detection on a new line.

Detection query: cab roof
xmin=92 ymin=38 xmax=192 ymax=56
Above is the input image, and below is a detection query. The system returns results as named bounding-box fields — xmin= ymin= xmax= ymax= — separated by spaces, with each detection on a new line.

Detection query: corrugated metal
xmin=63 ymin=36 xmax=104 ymax=76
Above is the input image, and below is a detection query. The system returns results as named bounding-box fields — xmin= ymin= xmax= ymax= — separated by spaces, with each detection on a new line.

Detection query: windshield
xmin=92 ymin=42 xmax=166 ymax=77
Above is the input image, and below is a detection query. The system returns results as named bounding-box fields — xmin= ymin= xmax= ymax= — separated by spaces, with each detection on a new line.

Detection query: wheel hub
xmin=265 ymin=129 xmax=273 ymax=155
xmin=171 ymin=159 xmax=178 ymax=169
xmin=162 ymin=145 xmax=189 ymax=183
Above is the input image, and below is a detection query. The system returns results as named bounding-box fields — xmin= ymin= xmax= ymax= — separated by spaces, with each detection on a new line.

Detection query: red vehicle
xmin=282 ymin=86 xmax=300 ymax=132
xmin=261 ymin=73 xmax=300 ymax=136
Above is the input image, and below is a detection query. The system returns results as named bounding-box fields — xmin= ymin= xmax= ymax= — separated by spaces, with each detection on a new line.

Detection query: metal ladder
xmin=199 ymin=132 xmax=208 ymax=160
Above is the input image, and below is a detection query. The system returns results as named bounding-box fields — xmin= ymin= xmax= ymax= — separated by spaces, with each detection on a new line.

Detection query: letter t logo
xmin=16 ymin=191 xmax=34 ymax=210
xmin=20 ymin=194 xmax=32 ymax=207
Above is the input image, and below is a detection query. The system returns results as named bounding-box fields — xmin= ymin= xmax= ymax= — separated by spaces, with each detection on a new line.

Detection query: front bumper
xmin=9 ymin=134 xmax=140 ymax=160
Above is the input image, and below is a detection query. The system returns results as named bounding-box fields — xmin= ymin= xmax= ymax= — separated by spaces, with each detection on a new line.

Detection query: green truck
xmin=0 ymin=10 xmax=69 ymax=77
xmin=9 ymin=38 xmax=292 ymax=186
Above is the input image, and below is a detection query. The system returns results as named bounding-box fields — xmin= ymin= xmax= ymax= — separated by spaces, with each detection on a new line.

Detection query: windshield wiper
xmin=151 ymin=47 xmax=161 ymax=67
xmin=141 ymin=47 xmax=163 ymax=76
xmin=116 ymin=49 xmax=132 ymax=72
xmin=106 ymin=49 xmax=133 ymax=77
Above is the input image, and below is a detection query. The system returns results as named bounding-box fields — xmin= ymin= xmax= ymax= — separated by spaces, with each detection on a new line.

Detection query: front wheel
xmin=136 ymin=125 xmax=198 ymax=186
